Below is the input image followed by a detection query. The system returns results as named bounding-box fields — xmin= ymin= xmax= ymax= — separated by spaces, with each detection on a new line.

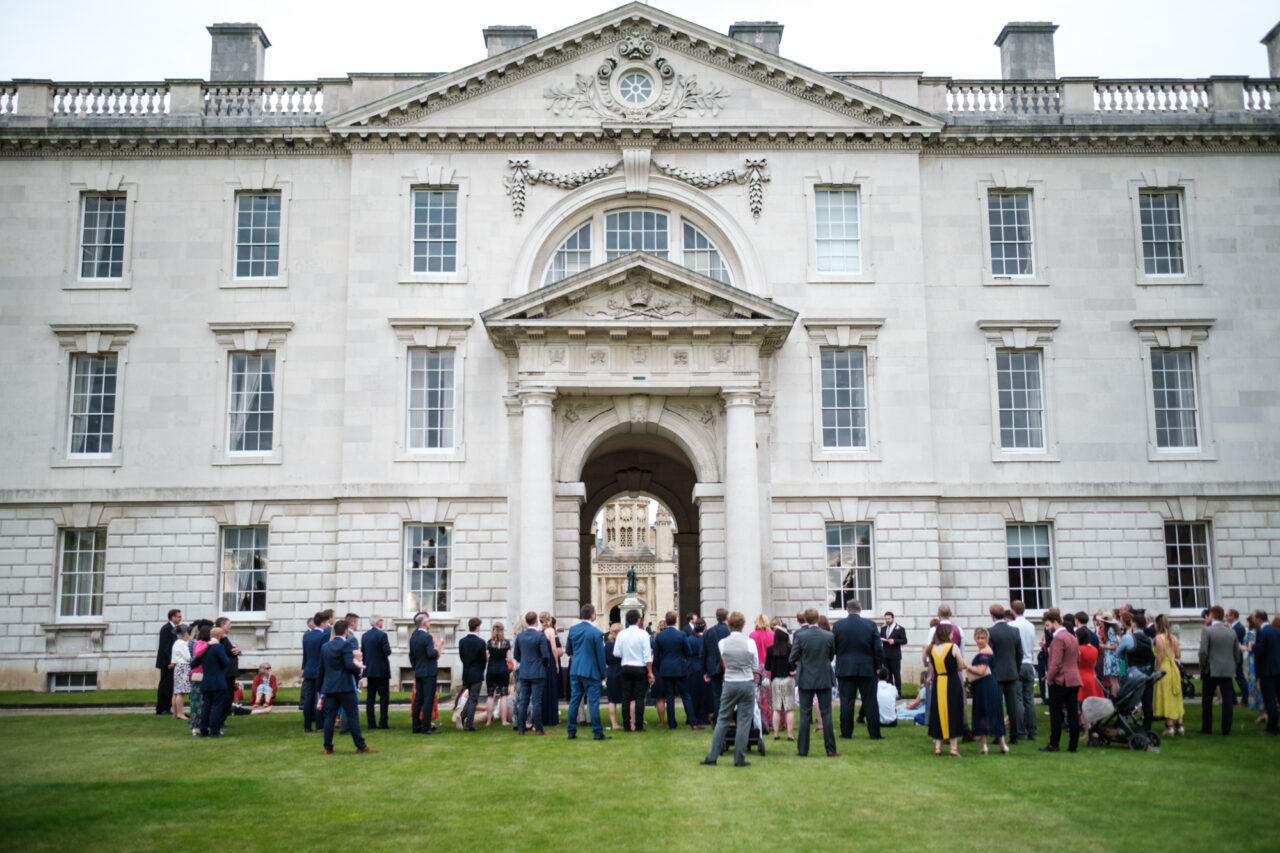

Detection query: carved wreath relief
xmin=584 ymin=285 xmax=693 ymax=320
xmin=544 ymin=30 xmax=729 ymax=123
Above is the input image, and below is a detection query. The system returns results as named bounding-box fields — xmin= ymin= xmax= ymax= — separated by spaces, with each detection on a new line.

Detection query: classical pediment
xmin=327 ymin=2 xmax=942 ymax=140
xmin=481 ymin=251 xmax=797 ymax=357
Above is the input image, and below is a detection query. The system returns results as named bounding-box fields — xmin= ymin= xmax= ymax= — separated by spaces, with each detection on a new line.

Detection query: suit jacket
xmin=1046 ymin=628 xmax=1082 ymax=687
xmin=987 ymin=620 xmax=1024 ymax=682
xmin=879 ymin=622 xmax=906 ymax=662
xmin=156 ymin=621 xmax=177 ymax=669
xmin=702 ymin=621 xmax=730 ymax=677
xmin=514 ymin=627 xmax=551 ymax=681
xmin=687 ymin=635 xmax=705 ymax=674
xmin=301 ymin=627 xmax=326 ymax=679
xmin=1199 ymin=622 xmax=1237 ymax=678
xmin=220 ymin=635 xmax=239 ymax=682
xmin=1254 ymin=623 xmax=1280 ymax=678
xmin=194 ymin=642 xmax=231 ymax=692
xmin=832 ymin=613 xmax=882 ymax=678
xmin=458 ymin=633 xmax=487 ymax=684
xmin=789 ymin=625 xmax=836 ymax=690
xmin=566 ymin=620 xmax=607 ymax=681
xmin=408 ymin=628 xmax=439 ymax=679
xmin=320 ymin=636 xmax=361 ymax=694
xmin=359 ymin=626 xmax=392 ymax=679
xmin=653 ymin=626 xmax=693 ymax=678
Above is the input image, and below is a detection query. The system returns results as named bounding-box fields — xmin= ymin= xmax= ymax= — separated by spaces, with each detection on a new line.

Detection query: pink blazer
xmin=1047 ymin=629 xmax=1082 ymax=687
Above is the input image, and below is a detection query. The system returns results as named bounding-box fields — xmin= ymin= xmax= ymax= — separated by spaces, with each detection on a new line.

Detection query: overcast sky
xmin=1 ymin=0 xmax=1277 ymax=81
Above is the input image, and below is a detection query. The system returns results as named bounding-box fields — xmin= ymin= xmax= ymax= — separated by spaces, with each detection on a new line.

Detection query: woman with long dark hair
xmin=767 ymin=627 xmax=796 ymax=741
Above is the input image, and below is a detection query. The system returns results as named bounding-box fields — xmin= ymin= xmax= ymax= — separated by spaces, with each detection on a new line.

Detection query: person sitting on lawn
xmin=228 ymin=683 xmax=273 ymax=716
xmin=251 ymin=663 xmax=277 ymax=707
xmin=876 ymin=667 xmax=898 ymax=729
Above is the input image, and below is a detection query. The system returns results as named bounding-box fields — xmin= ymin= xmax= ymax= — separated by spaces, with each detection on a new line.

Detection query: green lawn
xmin=1 ymin=701 xmax=1274 ymax=852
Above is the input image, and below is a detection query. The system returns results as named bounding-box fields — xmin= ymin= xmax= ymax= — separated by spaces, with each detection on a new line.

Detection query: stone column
xmin=722 ymin=390 xmax=762 ymax=617
xmin=673 ymin=532 xmax=700 ymax=619
xmin=517 ymin=387 xmax=556 ymax=613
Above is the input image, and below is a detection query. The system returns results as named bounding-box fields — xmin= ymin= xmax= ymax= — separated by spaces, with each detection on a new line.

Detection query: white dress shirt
xmin=614 ymin=625 xmax=653 ymax=667
xmin=1011 ymin=615 xmax=1037 ymax=666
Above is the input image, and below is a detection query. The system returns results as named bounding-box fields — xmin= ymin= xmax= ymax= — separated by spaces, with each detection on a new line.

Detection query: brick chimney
xmin=995 ymin=22 xmax=1058 ymax=80
xmin=483 ymin=25 xmax=537 ymax=57
xmin=1263 ymin=22 xmax=1280 ymax=78
xmin=207 ymin=23 xmax=270 ymax=82
xmin=729 ymin=21 xmax=783 ymax=56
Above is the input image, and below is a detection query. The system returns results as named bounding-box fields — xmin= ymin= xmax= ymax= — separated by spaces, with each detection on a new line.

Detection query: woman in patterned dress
xmin=1100 ymin=612 xmax=1121 ymax=694
xmin=169 ymin=623 xmax=192 ymax=721
xmin=1245 ymin=613 xmax=1264 ymax=724
xmin=187 ymin=623 xmax=211 ymax=736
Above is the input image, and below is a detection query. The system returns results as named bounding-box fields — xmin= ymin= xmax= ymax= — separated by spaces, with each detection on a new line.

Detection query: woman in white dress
xmin=170 ymin=624 xmax=192 ymax=721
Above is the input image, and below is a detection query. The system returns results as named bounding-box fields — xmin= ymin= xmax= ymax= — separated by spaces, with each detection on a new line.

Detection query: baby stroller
xmin=1177 ymin=661 xmax=1197 ymax=698
xmin=719 ymin=698 xmax=766 ymax=756
xmin=1085 ymin=668 xmax=1166 ymax=751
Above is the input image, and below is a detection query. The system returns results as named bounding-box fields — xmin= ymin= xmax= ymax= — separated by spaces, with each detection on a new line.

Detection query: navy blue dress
xmin=541 ymin=632 xmax=560 ymax=726
xmin=970 ymin=652 xmax=1006 ymax=738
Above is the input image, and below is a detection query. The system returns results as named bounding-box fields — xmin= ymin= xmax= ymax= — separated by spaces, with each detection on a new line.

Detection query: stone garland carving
xmin=584 ymin=285 xmax=693 ymax=320
xmin=544 ymin=30 xmax=728 ymax=123
xmin=503 ymin=158 xmax=620 ymax=219
xmin=655 ymin=158 xmax=771 ymax=220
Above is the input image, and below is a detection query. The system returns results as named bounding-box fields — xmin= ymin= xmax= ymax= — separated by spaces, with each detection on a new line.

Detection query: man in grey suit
xmin=513 ymin=610 xmax=551 ymax=735
xmin=790 ymin=608 xmax=839 ymax=757
xmin=832 ymin=599 xmax=883 ymax=740
xmin=987 ymin=604 xmax=1025 ymax=745
xmin=1199 ymin=604 xmax=1237 ymax=735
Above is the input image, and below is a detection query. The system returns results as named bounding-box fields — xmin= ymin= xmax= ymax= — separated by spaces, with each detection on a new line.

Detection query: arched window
xmin=541 ymin=206 xmax=735 ymax=287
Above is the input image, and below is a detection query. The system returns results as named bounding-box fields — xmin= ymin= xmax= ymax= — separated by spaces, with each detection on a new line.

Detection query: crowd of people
xmin=153 ymin=596 xmax=1280 ymax=759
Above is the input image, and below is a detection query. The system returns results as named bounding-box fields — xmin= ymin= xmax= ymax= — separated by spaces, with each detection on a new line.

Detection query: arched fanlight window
xmin=682 ymin=223 xmax=730 ymax=283
xmin=543 ymin=223 xmax=592 ymax=285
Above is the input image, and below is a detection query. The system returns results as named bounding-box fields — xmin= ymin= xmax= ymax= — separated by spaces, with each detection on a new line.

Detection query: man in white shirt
xmin=875 ymin=667 xmax=898 ymax=728
xmin=700 ymin=611 xmax=759 ymax=767
xmin=1009 ymin=599 xmax=1038 ymax=741
xmin=614 ymin=609 xmax=654 ymax=732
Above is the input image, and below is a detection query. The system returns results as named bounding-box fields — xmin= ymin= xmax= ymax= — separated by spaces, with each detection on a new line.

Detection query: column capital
xmin=517 ymin=385 xmax=557 ymax=408
xmin=721 ymin=389 xmax=759 ymax=407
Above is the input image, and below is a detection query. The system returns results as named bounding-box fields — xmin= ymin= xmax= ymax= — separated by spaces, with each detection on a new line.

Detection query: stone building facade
xmin=1 ymin=4 xmax=1279 ymax=690
xmin=589 ymin=498 xmax=677 ymax=628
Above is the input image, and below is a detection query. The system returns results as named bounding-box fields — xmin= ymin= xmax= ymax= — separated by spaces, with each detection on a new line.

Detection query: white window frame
xmin=233 ymin=192 xmax=283 ymax=280
xmin=978 ymin=321 xmax=1060 ymax=462
xmin=1005 ymin=523 xmax=1055 ymax=612
xmin=220 ymin=525 xmax=269 ymax=615
xmin=404 ymin=523 xmax=452 ymax=617
xmin=804 ymin=176 xmax=875 ymax=284
xmin=208 ymin=323 xmax=292 ymax=465
xmin=390 ymin=319 xmax=472 ymax=462
xmin=64 ymin=175 xmax=136 ymax=290
xmin=538 ymin=206 xmax=738 ymax=287
xmin=220 ymin=180 xmax=290 ymax=288
xmin=803 ymin=320 xmax=883 ymax=461
xmin=977 ymin=173 xmax=1049 ymax=286
xmin=824 ymin=521 xmax=875 ymax=616
xmin=49 ymin=672 xmax=99 ymax=692
xmin=49 ymin=324 xmax=135 ymax=468
xmin=818 ymin=348 xmax=869 ymax=451
xmin=1163 ymin=521 xmax=1214 ymax=614
xmin=1127 ymin=171 xmax=1202 ymax=286
xmin=398 ymin=169 xmax=469 ymax=285
xmin=1131 ymin=320 xmax=1216 ymax=461
xmin=226 ymin=352 xmax=277 ymax=457
xmin=57 ymin=527 xmax=107 ymax=622
xmin=406 ymin=349 xmax=455 ymax=452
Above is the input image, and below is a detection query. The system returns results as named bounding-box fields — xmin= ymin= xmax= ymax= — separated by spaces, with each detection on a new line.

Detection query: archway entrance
xmin=589 ymin=495 xmax=678 ymax=631
xmin=578 ymin=436 xmax=700 ymax=624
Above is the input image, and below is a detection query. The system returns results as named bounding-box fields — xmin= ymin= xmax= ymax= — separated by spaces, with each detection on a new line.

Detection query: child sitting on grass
xmin=251 ymin=663 xmax=277 ymax=707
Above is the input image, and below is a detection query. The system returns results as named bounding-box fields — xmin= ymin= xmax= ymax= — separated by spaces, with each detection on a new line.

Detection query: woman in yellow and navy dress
xmin=927 ymin=623 xmax=967 ymax=756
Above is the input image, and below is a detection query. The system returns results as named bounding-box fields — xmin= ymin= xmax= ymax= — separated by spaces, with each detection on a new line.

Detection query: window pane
xmin=820 ymin=348 xmax=867 ymax=449
xmin=68 ymin=353 xmax=118 ymax=455
xmin=682 ymin=223 xmax=731 ymax=284
xmin=544 ymin=223 xmax=593 ymax=284
xmin=234 ymin=193 xmax=282 ymax=278
xmin=1139 ymin=191 xmax=1185 ymax=275
xmin=988 ymin=191 xmax=1033 ymax=276
xmin=405 ymin=525 xmax=451 ymax=613
xmin=1165 ymin=523 xmax=1211 ymax=609
xmin=407 ymin=349 xmax=455 ymax=450
xmin=1007 ymin=524 xmax=1053 ymax=609
xmin=995 ymin=349 xmax=1044 ymax=450
xmin=604 ymin=209 xmax=669 ymax=261
xmin=1151 ymin=349 xmax=1198 ymax=449
xmin=59 ymin=528 xmax=106 ymax=617
xmin=222 ymin=526 xmax=268 ymax=612
xmin=412 ymin=189 xmax=458 ymax=273
xmin=80 ymin=195 xmax=126 ymax=278
xmin=815 ymin=189 xmax=860 ymax=273
xmin=825 ymin=523 xmax=873 ymax=611
xmin=227 ymin=352 xmax=275 ymax=453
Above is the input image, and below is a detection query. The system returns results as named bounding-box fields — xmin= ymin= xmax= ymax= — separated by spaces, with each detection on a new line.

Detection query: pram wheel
xmin=1147 ymin=730 xmax=1160 ymax=748
xmin=1128 ymin=731 xmax=1150 ymax=751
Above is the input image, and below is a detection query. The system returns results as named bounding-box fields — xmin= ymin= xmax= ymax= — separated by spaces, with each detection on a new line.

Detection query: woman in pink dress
xmin=749 ymin=614 xmax=775 ymax=733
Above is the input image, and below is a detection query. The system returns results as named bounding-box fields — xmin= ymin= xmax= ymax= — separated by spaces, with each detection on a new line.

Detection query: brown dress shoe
xmin=357 ymin=747 xmax=378 ymax=754
xmin=827 ymin=751 xmax=841 ymax=757
xmin=323 ymin=749 xmax=334 ymax=755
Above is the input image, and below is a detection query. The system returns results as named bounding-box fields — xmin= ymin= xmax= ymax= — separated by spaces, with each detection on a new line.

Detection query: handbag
xmin=190 ymin=671 xmax=204 ymax=682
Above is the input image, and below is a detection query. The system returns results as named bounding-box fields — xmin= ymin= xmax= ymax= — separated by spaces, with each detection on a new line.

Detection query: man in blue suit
xmin=702 ymin=608 xmax=730 ymax=723
xmin=654 ymin=610 xmax=698 ymax=729
xmin=1253 ymin=609 xmax=1280 ymax=736
xmin=832 ymin=599 xmax=884 ymax=740
xmin=300 ymin=611 xmax=330 ymax=733
xmin=457 ymin=617 xmax=487 ymax=731
xmin=321 ymin=619 xmax=376 ymax=754
xmin=194 ymin=628 xmax=231 ymax=737
xmin=565 ymin=604 xmax=609 ymax=740
xmin=408 ymin=612 xmax=439 ymax=735
xmin=513 ymin=610 xmax=551 ymax=735
xmin=361 ymin=614 xmax=392 ymax=730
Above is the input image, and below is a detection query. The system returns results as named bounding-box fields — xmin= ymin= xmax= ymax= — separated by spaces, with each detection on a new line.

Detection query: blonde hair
xmin=210 ymin=627 xmax=224 ymax=641
xmin=973 ymin=626 xmax=989 ymax=644
xmin=770 ymin=616 xmax=781 ymax=630
xmin=608 ymin=623 xmax=622 ymax=641
xmin=540 ymin=611 xmax=553 ymax=629
xmin=754 ymin=614 xmax=771 ymax=632
xmin=490 ymin=622 xmax=505 ymax=642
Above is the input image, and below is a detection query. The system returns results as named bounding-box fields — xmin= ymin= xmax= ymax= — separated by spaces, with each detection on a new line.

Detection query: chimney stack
xmin=1263 ymin=22 xmax=1280 ymax=79
xmin=995 ymin=22 xmax=1058 ymax=80
xmin=207 ymin=23 xmax=270 ymax=82
xmin=483 ymin=25 xmax=537 ymax=57
xmin=729 ymin=21 xmax=783 ymax=56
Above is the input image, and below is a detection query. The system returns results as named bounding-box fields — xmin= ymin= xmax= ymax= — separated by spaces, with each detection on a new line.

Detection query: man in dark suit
xmin=565 ymin=604 xmax=609 ymax=740
xmin=1228 ymin=608 xmax=1248 ymax=704
xmin=790 ymin=607 xmax=839 ymax=757
xmin=408 ymin=612 xmax=439 ymax=734
xmin=301 ymin=611 xmax=329 ymax=732
xmin=701 ymin=607 xmax=730 ymax=722
xmin=879 ymin=610 xmax=906 ymax=696
xmin=1199 ymin=605 xmax=1238 ymax=735
xmin=194 ymin=628 xmax=231 ymax=737
xmin=457 ymin=617 xmax=487 ymax=731
xmin=832 ymin=599 xmax=883 ymax=740
xmin=214 ymin=617 xmax=241 ymax=730
xmin=987 ymin=604 xmax=1024 ymax=745
xmin=155 ymin=608 xmax=181 ymax=715
xmin=683 ymin=612 xmax=698 ymax=636
xmin=320 ymin=619 xmax=376 ymax=754
xmin=513 ymin=610 xmax=550 ymax=735
xmin=654 ymin=610 xmax=697 ymax=729
xmin=361 ymin=614 xmax=392 ymax=730
xmin=1251 ymin=609 xmax=1280 ymax=736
